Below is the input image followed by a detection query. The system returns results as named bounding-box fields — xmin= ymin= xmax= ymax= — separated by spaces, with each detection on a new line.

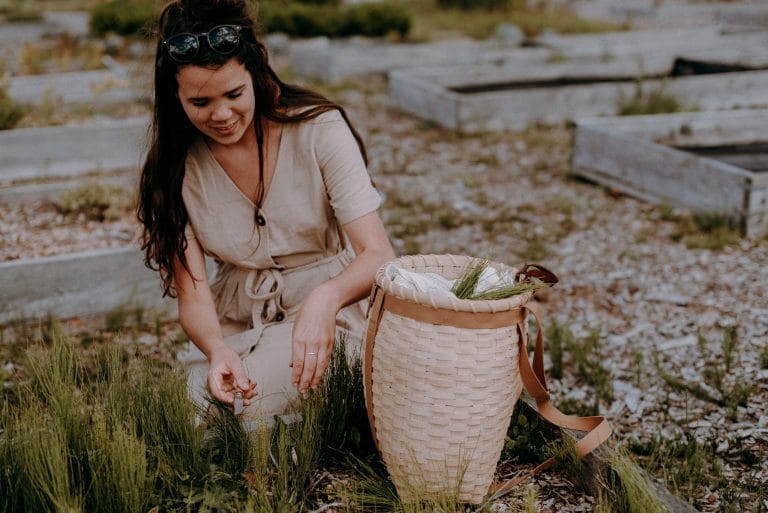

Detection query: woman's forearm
xmin=313 ymin=243 xmax=394 ymax=311
xmin=315 ymin=211 xmax=394 ymax=311
xmin=178 ymin=295 xmax=226 ymax=359
xmin=173 ymin=237 xmax=227 ymax=360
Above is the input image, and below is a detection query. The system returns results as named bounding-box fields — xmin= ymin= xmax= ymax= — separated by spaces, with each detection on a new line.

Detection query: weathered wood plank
xmin=7 ymin=69 xmax=147 ymax=106
xmin=0 ymin=172 xmax=135 ymax=206
xmin=390 ymin=61 xmax=768 ymax=132
xmin=389 ymin=70 xmax=462 ymax=131
xmin=292 ymin=26 xmax=768 ymax=84
xmin=745 ymin=172 xmax=768 ymax=238
xmin=575 ymin=110 xmax=768 ymax=147
xmin=0 ymin=247 xmax=174 ymax=325
xmin=571 ymin=124 xmax=750 ymax=215
xmin=0 ymin=117 xmax=149 ymax=182
xmin=289 ymin=38 xmax=545 ymax=83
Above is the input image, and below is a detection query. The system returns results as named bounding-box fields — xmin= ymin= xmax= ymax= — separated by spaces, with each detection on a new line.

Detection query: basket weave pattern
xmin=367 ymin=254 xmax=530 ymax=503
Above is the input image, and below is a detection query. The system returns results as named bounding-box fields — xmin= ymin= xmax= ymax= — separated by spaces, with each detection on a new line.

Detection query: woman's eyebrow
xmin=187 ymin=85 xmax=245 ymax=102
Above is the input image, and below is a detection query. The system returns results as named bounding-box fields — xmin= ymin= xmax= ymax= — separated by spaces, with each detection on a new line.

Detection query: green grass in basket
xmin=451 ymin=258 xmax=547 ymax=300
xmin=450 ymin=258 xmax=489 ymax=299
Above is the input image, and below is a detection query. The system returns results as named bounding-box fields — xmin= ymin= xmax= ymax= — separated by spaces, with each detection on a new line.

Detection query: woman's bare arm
xmin=291 ymin=210 xmax=395 ymax=392
xmin=174 ymin=237 xmax=256 ymax=404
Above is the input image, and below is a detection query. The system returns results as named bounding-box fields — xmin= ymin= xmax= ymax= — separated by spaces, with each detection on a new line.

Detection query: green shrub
xmin=261 ymin=3 xmax=340 ymax=38
xmin=341 ymin=3 xmax=412 ymax=37
xmin=0 ymin=83 xmax=24 ymax=130
xmin=618 ymin=82 xmax=683 ymax=116
xmin=437 ymin=0 xmax=510 ymax=10
xmin=261 ymin=1 xmax=411 ymax=38
xmin=671 ymin=211 xmax=742 ymax=250
xmin=89 ymin=0 xmax=159 ymax=37
xmin=0 ymin=0 xmax=44 ymax=22
xmin=55 ymin=182 xmax=133 ymax=221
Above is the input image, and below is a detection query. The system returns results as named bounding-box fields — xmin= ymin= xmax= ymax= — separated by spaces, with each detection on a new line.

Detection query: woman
xmin=138 ymin=0 xmax=395 ymax=420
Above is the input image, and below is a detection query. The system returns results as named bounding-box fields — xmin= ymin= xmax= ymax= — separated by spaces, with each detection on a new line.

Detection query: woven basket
xmin=363 ymin=254 xmax=535 ymax=504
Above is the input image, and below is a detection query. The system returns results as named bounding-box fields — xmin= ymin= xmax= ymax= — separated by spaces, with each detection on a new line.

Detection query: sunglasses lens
xmin=166 ymin=34 xmax=199 ymax=62
xmin=208 ymin=26 xmax=240 ymax=54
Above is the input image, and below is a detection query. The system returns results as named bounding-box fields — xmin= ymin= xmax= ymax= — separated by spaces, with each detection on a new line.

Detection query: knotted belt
xmin=211 ymin=250 xmax=354 ymax=329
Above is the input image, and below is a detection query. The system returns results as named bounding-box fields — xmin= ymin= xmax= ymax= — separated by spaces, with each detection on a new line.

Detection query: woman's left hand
xmin=290 ymin=286 xmax=339 ymax=393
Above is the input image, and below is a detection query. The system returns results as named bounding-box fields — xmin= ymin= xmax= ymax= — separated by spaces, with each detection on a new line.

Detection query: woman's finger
xmin=208 ymin=371 xmax=234 ymax=403
xmin=310 ymin=346 xmax=330 ymax=389
xmin=299 ymin=350 xmax=318 ymax=393
xmin=291 ymin=348 xmax=305 ymax=387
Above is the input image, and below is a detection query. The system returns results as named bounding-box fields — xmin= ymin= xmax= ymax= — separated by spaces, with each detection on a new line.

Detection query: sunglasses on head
xmin=162 ymin=25 xmax=242 ymax=63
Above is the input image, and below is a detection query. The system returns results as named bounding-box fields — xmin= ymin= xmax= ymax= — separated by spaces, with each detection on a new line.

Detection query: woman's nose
xmin=211 ymin=103 xmax=231 ymax=121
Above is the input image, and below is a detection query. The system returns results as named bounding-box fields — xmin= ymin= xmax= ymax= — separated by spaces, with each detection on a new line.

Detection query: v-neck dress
xmin=177 ymin=109 xmax=382 ymax=419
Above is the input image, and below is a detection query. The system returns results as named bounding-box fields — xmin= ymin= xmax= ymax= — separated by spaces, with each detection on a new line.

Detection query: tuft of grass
xmin=519 ymin=237 xmax=550 ymax=262
xmin=105 ymin=304 xmax=130 ymax=333
xmin=0 ymin=0 xmax=44 ymax=22
xmin=618 ymin=82 xmax=684 ymax=116
xmin=87 ymin=408 xmax=149 ymax=513
xmin=670 ymin=211 xmax=742 ymax=250
xmin=631 ymin=433 xmax=708 ymax=504
xmin=545 ymin=433 xmax=592 ymax=490
xmin=502 ymin=400 xmax=560 ymax=465
xmin=451 ymin=258 xmax=489 ymax=299
xmin=7 ymin=402 xmax=85 ymax=513
xmin=335 ymin=454 xmax=475 ymax=513
xmin=19 ymin=42 xmax=48 ymax=74
xmin=524 ymin=483 xmax=538 ymax=513
xmin=56 ymin=181 xmax=134 ymax=222
xmin=451 ymin=258 xmax=548 ymax=300
xmin=570 ymin=329 xmax=614 ymax=407
xmin=760 ymin=340 xmax=768 ymax=369
xmin=597 ymin=446 xmax=667 ymax=513
xmin=657 ymin=325 xmax=754 ymax=420
xmin=544 ymin=319 xmax=573 ymax=380
xmin=0 ymin=81 xmax=25 ymax=130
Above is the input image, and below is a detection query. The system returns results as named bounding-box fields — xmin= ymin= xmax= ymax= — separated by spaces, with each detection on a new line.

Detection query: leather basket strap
xmin=489 ymin=303 xmax=613 ymax=498
xmin=363 ymin=284 xmax=386 ymax=448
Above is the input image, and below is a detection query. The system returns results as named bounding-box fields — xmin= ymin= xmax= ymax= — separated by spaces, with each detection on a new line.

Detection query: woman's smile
xmin=211 ymin=119 xmax=239 ymax=136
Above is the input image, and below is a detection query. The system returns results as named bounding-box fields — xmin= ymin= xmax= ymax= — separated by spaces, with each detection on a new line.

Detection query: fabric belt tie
xmin=245 ymin=267 xmax=287 ymax=324
xmin=211 ymin=249 xmax=355 ymax=328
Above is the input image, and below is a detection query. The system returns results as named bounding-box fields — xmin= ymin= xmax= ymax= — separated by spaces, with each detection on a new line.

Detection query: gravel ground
xmin=1 ymin=60 xmax=766 ymax=511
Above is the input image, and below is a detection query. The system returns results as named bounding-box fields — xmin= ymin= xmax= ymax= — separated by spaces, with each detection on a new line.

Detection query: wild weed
xmin=670 ymin=212 xmax=741 ymax=250
xmin=56 ymin=181 xmax=133 ymax=222
xmin=86 ymin=407 xmax=149 ymax=513
xmin=6 ymin=401 xmax=84 ymax=512
xmin=618 ymin=82 xmax=683 ymax=116
xmin=597 ymin=446 xmax=667 ymax=513
xmin=544 ymin=319 xmax=573 ymax=380
xmin=658 ymin=325 xmax=754 ymax=420
xmin=0 ymin=81 xmax=25 ymax=130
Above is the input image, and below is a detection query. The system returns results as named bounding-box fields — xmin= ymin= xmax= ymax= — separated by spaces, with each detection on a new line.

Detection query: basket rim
xmin=375 ymin=254 xmax=534 ymax=313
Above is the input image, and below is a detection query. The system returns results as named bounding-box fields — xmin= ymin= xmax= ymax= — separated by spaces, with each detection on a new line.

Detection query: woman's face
xmin=176 ymin=58 xmax=256 ymax=147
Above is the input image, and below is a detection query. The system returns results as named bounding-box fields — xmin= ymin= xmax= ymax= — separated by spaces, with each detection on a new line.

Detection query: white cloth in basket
xmin=384 ymin=264 xmax=515 ymax=298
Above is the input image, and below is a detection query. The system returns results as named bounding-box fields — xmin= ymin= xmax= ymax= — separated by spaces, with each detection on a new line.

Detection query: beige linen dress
xmin=176 ymin=109 xmax=382 ymax=420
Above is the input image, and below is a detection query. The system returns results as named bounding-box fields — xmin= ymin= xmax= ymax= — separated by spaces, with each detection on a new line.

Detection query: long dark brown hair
xmin=138 ymin=0 xmax=367 ymax=297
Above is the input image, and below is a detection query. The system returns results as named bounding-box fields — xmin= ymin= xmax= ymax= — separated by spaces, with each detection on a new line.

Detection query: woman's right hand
xmin=207 ymin=345 xmax=257 ymax=405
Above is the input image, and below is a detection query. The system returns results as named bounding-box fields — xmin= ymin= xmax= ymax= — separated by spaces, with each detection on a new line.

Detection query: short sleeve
xmin=312 ymin=110 xmax=381 ymax=225
xmin=184 ymin=221 xmax=197 ymax=242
